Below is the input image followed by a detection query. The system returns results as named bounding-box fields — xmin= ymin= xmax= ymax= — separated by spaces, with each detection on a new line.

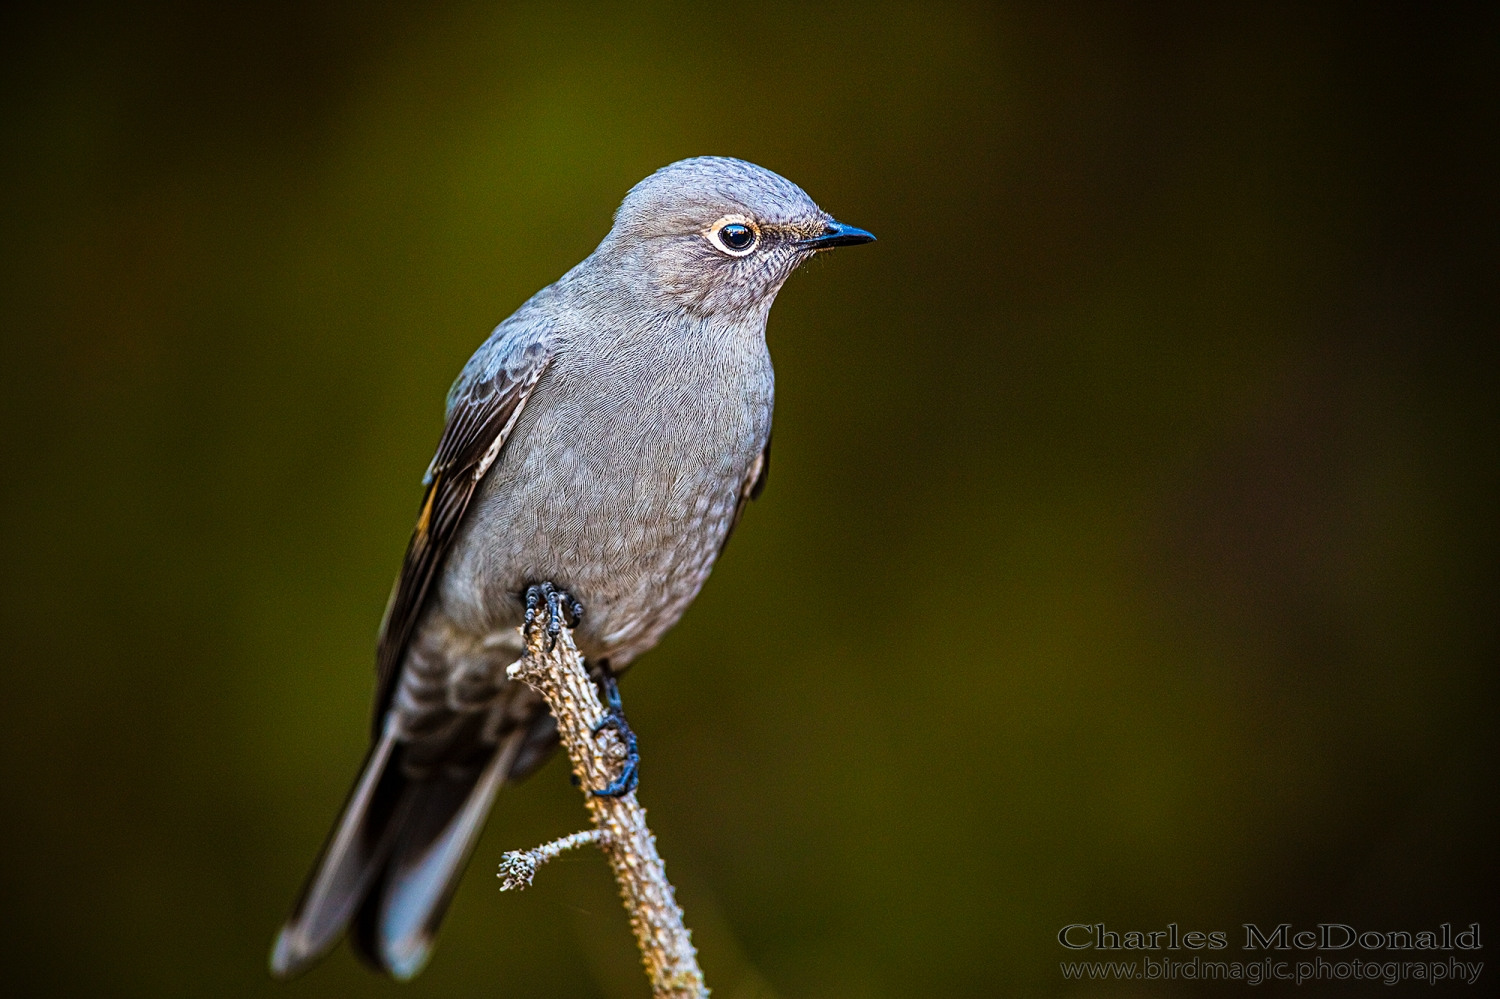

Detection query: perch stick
xmin=502 ymin=610 xmax=708 ymax=999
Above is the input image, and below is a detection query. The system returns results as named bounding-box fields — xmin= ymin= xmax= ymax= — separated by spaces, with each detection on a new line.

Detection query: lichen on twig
xmin=497 ymin=828 xmax=606 ymax=891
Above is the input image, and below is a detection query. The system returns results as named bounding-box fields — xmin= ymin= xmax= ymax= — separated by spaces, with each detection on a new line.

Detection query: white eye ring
xmin=707 ymin=215 xmax=760 ymax=257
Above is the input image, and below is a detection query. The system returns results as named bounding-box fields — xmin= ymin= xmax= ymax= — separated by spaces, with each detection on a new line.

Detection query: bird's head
xmin=600 ymin=156 xmax=874 ymax=316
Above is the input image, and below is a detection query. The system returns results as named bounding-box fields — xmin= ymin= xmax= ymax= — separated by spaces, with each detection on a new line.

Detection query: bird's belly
xmin=436 ymin=372 xmax=767 ymax=663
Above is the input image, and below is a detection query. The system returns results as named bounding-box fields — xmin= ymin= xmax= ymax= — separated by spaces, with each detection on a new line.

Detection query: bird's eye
xmin=708 ymin=216 xmax=759 ymax=256
xmin=720 ymin=224 xmax=753 ymax=249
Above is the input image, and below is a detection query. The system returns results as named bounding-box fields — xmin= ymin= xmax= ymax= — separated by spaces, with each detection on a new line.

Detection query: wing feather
xmin=371 ymin=343 xmax=553 ymax=731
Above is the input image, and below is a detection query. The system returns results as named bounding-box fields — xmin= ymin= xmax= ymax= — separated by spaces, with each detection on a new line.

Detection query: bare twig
xmin=502 ymin=611 xmax=709 ymax=999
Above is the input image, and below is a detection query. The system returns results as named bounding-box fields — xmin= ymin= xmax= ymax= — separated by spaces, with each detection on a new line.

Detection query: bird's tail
xmin=270 ymin=720 xmax=523 ymax=980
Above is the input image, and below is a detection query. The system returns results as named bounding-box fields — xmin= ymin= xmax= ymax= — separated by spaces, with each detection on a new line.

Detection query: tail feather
xmin=352 ymin=729 xmax=522 ymax=979
xmin=270 ymin=719 xmax=406 ymax=978
xmin=270 ymin=721 xmax=523 ymax=980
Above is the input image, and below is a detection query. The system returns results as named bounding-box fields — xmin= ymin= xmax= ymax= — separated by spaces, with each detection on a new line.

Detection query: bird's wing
xmin=371 ymin=328 xmax=555 ymax=731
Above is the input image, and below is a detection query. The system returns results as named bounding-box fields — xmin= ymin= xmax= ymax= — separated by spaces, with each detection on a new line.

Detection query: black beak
xmin=796 ymin=219 xmax=876 ymax=250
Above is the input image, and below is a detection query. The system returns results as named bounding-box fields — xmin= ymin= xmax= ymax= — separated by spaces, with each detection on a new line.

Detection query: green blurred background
xmin=2 ymin=3 xmax=1496 ymax=996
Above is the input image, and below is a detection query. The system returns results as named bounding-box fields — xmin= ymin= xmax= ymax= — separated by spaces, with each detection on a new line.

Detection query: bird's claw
xmin=522 ymin=582 xmax=583 ymax=650
xmin=590 ymin=671 xmax=640 ymax=797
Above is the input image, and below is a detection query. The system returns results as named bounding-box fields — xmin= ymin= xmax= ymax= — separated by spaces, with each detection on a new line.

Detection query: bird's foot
xmin=522 ymin=582 xmax=583 ymax=650
xmin=590 ymin=670 xmax=639 ymax=797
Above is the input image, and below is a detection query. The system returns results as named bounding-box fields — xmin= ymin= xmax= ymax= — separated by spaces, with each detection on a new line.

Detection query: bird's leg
xmin=590 ymin=669 xmax=640 ymax=797
xmin=520 ymin=585 xmax=634 ymax=793
xmin=522 ymin=581 xmax=583 ymax=649
xmin=522 ymin=582 xmax=550 ymax=637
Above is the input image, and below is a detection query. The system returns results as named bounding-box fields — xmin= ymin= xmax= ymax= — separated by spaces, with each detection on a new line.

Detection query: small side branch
xmin=502 ymin=613 xmax=709 ymax=999
xmin=497 ymin=828 xmax=606 ymax=891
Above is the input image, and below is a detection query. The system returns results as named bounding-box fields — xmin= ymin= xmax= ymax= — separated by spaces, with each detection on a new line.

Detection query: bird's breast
xmin=438 ymin=330 xmax=772 ymax=659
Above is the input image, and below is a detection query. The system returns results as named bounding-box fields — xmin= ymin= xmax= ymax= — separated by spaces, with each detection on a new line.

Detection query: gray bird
xmin=270 ymin=156 xmax=873 ymax=980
